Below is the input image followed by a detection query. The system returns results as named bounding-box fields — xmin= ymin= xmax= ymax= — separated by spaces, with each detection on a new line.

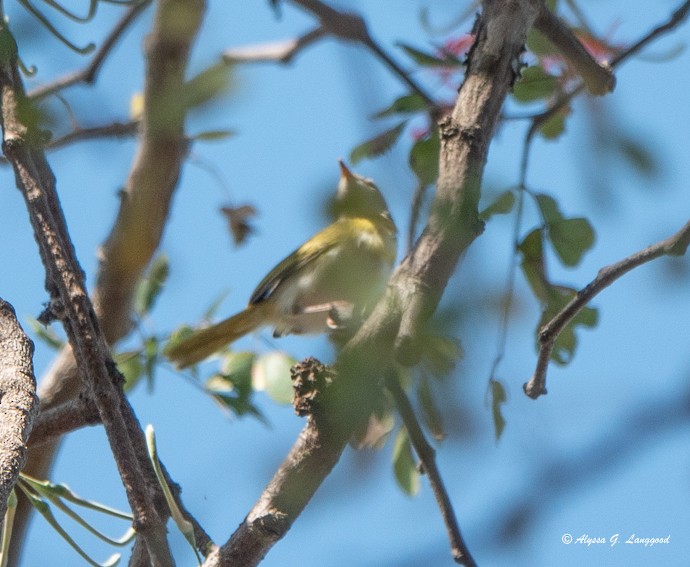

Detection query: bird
xmin=166 ymin=161 xmax=397 ymax=368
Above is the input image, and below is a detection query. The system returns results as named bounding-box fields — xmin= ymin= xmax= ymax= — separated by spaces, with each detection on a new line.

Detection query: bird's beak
xmin=338 ymin=159 xmax=352 ymax=181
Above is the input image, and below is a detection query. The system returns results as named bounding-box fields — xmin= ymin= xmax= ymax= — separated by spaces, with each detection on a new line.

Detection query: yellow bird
xmin=166 ymin=161 xmax=397 ymax=368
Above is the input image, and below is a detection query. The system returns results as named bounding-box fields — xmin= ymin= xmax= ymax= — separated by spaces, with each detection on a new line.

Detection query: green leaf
xmin=0 ymin=489 xmax=17 ymax=567
xmin=252 ymin=351 xmax=296 ymax=405
xmin=374 ymin=94 xmax=428 ymax=118
xmin=617 ymin=136 xmax=658 ymax=177
xmin=526 ymin=29 xmax=557 ymax=58
xmin=549 ymin=217 xmax=596 ymax=266
xmin=513 ymin=66 xmax=559 ymax=103
xmin=191 ymin=129 xmax=236 ymax=142
xmin=182 ymin=62 xmax=232 ymax=110
xmin=409 ymin=129 xmax=439 ymax=187
xmin=417 ymin=378 xmax=445 ymax=441
xmin=536 ymin=194 xmax=595 ymax=266
xmin=16 ymin=480 xmax=121 ymax=567
xmin=350 ymin=122 xmax=407 ymax=164
xmin=397 ymin=42 xmax=463 ymax=68
xmin=480 ymin=190 xmax=515 ymax=220
xmin=489 ymin=379 xmax=507 ymax=440
xmin=539 ymin=107 xmax=568 ymax=139
xmin=206 ymin=352 xmax=266 ymax=421
xmin=27 ymin=318 xmax=64 ymax=350
xmin=135 ymin=255 xmax=169 ymax=316
xmin=114 ymin=351 xmax=143 ymax=392
xmin=143 ymin=337 xmax=159 ymax=393
xmin=146 ymin=426 xmax=202 ymax=565
xmin=518 ymin=228 xmax=549 ymax=301
xmin=392 ymin=428 xmax=420 ymax=496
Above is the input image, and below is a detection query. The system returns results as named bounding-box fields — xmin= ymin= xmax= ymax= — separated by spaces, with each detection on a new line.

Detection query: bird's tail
xmin=166 ymin=304 xmax=268 ymax=369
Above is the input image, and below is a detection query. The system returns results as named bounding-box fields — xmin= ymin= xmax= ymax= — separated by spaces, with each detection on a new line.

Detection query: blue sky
xmin=0 ymin=1 xmax=689 ymax=566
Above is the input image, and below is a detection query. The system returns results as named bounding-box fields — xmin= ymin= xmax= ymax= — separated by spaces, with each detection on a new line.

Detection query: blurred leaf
xmin=252 ymin=351 xmax=296 ymax=405
xmin=513 ymin=66 xmax=559 ymax=103
xmin=489 ymin=379 xmax=507 ymax=440
xmin=392 ymin=428 xmax=420 ymax=496
xmin=419 ymin=334 xmax=463 ymax=379
xmin=207 ymin=352 xmax=266 ymax=421
xmin=114 ymin=351 xmax=143 ymax=392
xmin=192 ymin=129 xmax=236 ymax=142
xmin=398 ymin=42 xmax=463 ymax=67
xmin=617 ymin=136 xmax=658 ymax=177
xmin=536 ymin=194 xmax=595 ymax=266
xmin=539 ymin=106 xmax=569 ymax=139
xmin=417 ymin=378 xmax=445 ymax=441
xmin=181 ymin=62 xmax=231 ymax=110
xmin=549 ymin=217 xmax=595 ymax=266
xmin=27 ymin=318 xmax=64 ymax=350
xmin=268 ymin=0 xmax=282 ymax=17
xmin=526 ymin=28 xmax=556 ymax=58
xmin=409 ymin=129 xmax=439 ymax=187
xmin=350 ymin=122 xmax=407 ymax=164
xmin=220 ymin=205 xmax=256 ymax=246
xmin=135 ymin=255 xmax=169 ymax=316
xmin=143 ymin=337 xmax=158 ymax=393
xmin=374 ymin=93 xmax=428 ymax=118
xmin=518 ymin=228 xmax=549 ymax=301
xmin=353 ymin=411 xmax=396 ymax=450
xmin=146 ymin=426 xmax=202 ymax=564
xmin=480 ymin=190 xmax=515 ymax=220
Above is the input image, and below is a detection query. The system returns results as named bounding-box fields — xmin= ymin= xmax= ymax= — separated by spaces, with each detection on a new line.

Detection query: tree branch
xmin=533 ymin=0 xmax=615 ymax=95
xmin=28 ymin=395 xmax=100 ymax=448
xmin=0 ymin=22 xmax=174 ymax=565
xmin=524 ymin=219 xmax=690 ymax=399
xmin=0 ymin=298 xmax=38 ymax=525
xmin=223 ymin=27 xmax=326 ymax=64
xmin=385 ymin=373 xmax=475 ymax=566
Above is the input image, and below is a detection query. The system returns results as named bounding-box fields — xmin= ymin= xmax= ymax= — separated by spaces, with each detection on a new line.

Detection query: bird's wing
xmin=248 ymin=222 xmax=342 ymax=305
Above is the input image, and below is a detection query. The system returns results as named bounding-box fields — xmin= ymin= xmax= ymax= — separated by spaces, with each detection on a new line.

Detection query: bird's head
xmin=334 ymin=160 xmax=390 ymax=220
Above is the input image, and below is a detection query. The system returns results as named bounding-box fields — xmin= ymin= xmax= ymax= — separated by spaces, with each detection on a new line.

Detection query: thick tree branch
xmin=12 ymin=0 xmax=208 ymax=562
xmin=524 ymin=219 xmax=690 ymax=399
xmin=0 ymin=298 xmax=38 ymax=525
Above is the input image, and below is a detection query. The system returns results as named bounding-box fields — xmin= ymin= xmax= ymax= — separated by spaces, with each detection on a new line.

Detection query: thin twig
xmin=385 ymin=373 xmax=476 ymax=566
xmin=287 ymin=0 xmax=438 ymax=112
xmin=223 ymin=26 xmax=326 ymax=64
xmin=524 ymin=220 xmax=690 ymax=398
xmin=28 ymin=0 xmax=152 ymax=100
